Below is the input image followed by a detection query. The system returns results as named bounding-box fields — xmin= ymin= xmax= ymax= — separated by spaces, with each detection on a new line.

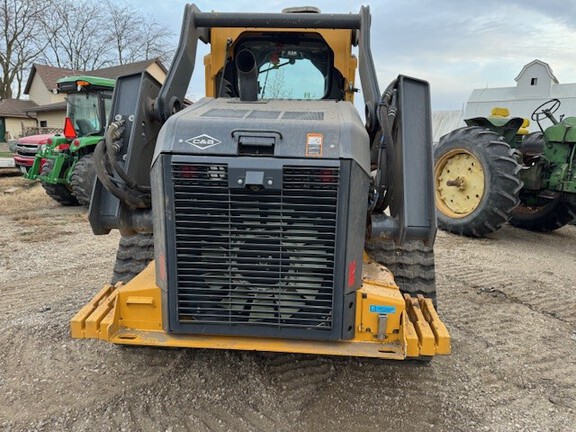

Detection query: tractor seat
xmin=490 ymin=107 xmax=510 ymax=118
xmin=489 ymin=107 xmax=530 ymax=135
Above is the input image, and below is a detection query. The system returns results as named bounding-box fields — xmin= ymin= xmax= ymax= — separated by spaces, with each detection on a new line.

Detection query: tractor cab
xmin=56 ymin=76 xmax=114 ymax=138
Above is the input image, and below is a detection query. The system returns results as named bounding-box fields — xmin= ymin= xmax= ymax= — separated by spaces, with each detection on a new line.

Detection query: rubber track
xmin=111 ymin=233 xmax=154 ymax=284
xmin=365 ymin=239 xmax=436 ymax=304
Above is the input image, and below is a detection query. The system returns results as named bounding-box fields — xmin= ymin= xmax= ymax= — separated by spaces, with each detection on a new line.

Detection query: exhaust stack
xmin=236 ymin=50 xmax=258 ymax=102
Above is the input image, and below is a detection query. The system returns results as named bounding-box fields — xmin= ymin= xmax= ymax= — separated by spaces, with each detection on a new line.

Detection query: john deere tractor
xmin=26 ymin=75 xmax=114 ymax=206
xmin=434 ymin=100 xmax=576 ymax=236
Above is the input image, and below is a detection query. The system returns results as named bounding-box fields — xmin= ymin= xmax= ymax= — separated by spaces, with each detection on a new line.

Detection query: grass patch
xmin=0 ymin=151 xmax=13 ymax=157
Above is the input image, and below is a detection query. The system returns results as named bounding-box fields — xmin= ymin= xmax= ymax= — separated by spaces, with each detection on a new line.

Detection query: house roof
xmin=0 ymin=99 xmax=38 ymax=118
xmin=24 ymin=101 xmax=67 ymax=114
xmin=24 ymin=58 xmax=167 ymax=95
xmin=87 ymin=58 xmax=167 ymax=80
xmin=514 ymin=59 xmax=559 ymax=84
xmin=467 ymin=81 xmax=576 ymax=104
xmin=24 ymin=64 xmax=78 ymax=95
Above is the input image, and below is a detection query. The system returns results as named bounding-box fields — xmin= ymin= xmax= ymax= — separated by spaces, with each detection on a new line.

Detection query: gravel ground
xmin=0 ymin=175 xmax=575 ymax=432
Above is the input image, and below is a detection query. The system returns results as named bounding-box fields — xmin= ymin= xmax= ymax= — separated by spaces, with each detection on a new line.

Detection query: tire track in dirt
xmin=439 ymin=258 xmax=576 ymax=326
xmin=0 ymin=259 xmax=114 ymax=318
xmin=259 ymin=353 xmax=338 ymax=421
xmin=442 ymin=313 xmax=574 ymax=428
xmin=73 ymin=350 xmax=295 ymax=432
xmin=435 ymin=226 xmax=576 ymax=430
xmin=0 ymin=315 xmax=185 ymax=427
xmin=170 ymin=351 xmax=292 ymax=432
xmin=437 ymin=272 xmax=576 ymax=429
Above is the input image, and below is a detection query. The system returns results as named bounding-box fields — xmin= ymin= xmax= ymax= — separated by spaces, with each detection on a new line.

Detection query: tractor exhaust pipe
xmin=236 ymin=49 xmax=258 ymax=102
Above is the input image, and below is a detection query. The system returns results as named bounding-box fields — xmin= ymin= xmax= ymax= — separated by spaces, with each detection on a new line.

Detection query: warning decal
xmin=306 ymin=133 xmax=323 ymax=157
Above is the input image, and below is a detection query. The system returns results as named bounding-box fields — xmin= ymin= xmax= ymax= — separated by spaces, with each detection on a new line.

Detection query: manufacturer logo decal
xmin=369 ymin=305 xmax=396 ymax=314
xmin=185 ymin=134 xmax=222 ymax=150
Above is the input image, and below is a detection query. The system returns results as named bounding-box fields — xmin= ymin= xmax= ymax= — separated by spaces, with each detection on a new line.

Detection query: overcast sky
xmin=125 ymin=0 xmax=576 ymax=111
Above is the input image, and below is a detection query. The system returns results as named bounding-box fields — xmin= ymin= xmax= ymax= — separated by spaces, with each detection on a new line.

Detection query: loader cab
xmin=205 ymin=29 xmax=358 ymax=103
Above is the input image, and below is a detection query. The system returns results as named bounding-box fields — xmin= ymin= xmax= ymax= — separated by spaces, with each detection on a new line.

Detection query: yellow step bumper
xmin=71 ymin=263 xmax=450 ymax=360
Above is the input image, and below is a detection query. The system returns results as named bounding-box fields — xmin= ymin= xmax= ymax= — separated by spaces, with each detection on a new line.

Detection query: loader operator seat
xmin=217 ymin=33 xmax=346 ymax=101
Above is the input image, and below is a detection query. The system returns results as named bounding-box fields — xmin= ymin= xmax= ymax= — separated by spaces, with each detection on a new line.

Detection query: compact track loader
xmin=71 ymin=5 xmax=450 ymax=360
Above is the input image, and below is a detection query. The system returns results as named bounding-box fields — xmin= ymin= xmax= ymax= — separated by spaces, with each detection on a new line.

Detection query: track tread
xmin=365 ymin=239 xmax=436 ymax=304
xmin=111 ymin=233 xmax=154 ymax=284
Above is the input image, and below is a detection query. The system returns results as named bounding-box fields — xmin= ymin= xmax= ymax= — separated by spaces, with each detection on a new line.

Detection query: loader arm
xmin=90 ymin=4 xmax=435 ymax=247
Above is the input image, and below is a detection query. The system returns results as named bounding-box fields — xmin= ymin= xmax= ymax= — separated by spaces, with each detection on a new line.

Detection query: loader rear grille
xmin=171 ymin=162 xmax=339 ymax=334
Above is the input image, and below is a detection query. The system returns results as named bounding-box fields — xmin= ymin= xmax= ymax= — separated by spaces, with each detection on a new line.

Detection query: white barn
xmin=464 ymin=59 xmax=576 ymax=132
xmin=432 ymin=110 xmax=464 ymax=142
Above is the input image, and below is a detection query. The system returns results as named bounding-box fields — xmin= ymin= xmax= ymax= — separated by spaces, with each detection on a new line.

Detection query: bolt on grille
xmin=171 ymin=162 xmax=339 ymax=331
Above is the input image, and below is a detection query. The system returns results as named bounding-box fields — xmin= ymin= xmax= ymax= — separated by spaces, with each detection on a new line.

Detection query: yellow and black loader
xmin=72 ymin=4 xmax=450 ymax=360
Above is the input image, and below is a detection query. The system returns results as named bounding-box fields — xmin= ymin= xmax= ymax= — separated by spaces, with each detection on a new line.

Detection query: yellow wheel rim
xmin=435 ymin=148 xmax=485 ymax=218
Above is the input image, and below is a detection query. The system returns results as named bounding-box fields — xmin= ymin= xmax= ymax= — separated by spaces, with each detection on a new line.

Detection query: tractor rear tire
xmin=111 ymin=233 xmax=154 ymax=284
xmin=509 ymin=195 xmax=576 ymax=232
xmin=70 ymin=153 xmax=96 ymax=207
xmin=365 ymin=239 xmax=437 ymax=306
xmin=434 ymin=127 xmax=522 ymax=237
xmin=40 ymin=159 xmax=80 ymax=206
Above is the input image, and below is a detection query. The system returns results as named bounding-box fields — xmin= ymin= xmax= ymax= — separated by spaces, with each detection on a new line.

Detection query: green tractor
xmin=26 ymin=75 xmax=114 ymax=206
xmin=434 ymin=100 xmax=576 ymax=236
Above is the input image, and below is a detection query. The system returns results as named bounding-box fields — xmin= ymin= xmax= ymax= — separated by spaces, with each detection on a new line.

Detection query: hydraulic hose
xmin=373 ymin=79 xmax=398 ymax=212
xmin=92 ymin=119 xmax=151 ymax=209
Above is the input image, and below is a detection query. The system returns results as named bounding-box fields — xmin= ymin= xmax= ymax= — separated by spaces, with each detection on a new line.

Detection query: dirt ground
xmin=0 ymin=173 xmax=575 ymax=432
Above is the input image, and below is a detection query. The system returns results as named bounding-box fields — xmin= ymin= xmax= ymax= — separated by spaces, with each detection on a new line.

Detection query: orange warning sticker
xmin=306 ymin=133 xmax=323 ymax=157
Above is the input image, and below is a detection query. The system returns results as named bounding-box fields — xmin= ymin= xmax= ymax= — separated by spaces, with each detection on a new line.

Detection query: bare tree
xmin=0 ymin=0 xmax=53 ymax=99
xmin=0 ymin=0 xmax=174 ymax=99
xmin=263 ymin=69 xmax=292 ymax=99
xmin=137 ymin=16 xmax=174 ymax=64
xmin=103 ymin=1 xmax=173 ymax=65
xmin=42 ymin=0 xmax=173 ymax=67
xmin=41 ymin=0 xmax=111 ymax=71
xmin=104 ymin=0 xmax=144 ymax=65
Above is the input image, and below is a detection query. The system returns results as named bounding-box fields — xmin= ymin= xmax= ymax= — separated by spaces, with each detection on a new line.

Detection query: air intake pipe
xmin=236 ymin=49 xmax=258 ymax=101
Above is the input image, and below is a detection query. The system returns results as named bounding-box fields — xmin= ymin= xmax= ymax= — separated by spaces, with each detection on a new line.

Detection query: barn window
xmin=531 ymin=78 xmax=538 ymax=86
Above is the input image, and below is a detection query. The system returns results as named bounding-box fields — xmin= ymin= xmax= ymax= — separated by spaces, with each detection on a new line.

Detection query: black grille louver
xmin=170 ymin=162 xmax=339 ymax=336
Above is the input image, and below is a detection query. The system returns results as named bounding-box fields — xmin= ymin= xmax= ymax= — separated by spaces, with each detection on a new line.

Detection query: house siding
xmin=4 ymin=117 xmax=37 ymax=139
xmin=28 ymin=75 xmax=65 ymax=106
xmin=37 ymin=110 xmax=66 ymax=129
